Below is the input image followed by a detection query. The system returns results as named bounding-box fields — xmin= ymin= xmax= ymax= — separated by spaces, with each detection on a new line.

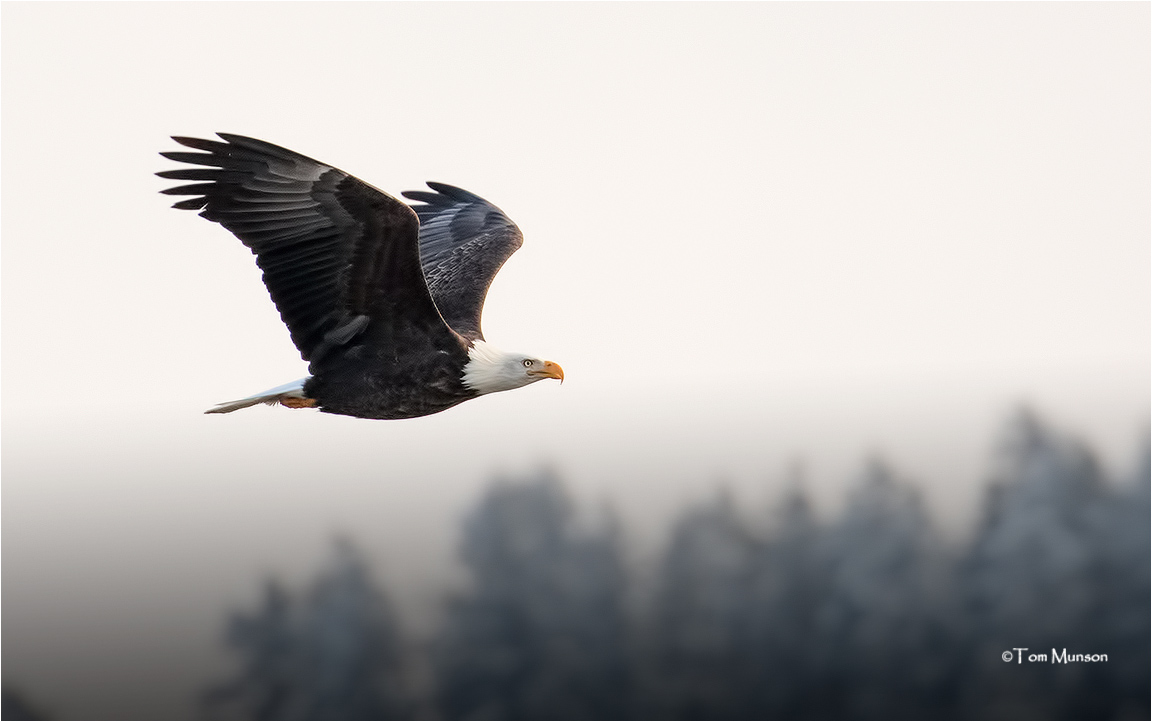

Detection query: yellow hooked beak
xmin=531 ymin=360 xmax=564 ymax=384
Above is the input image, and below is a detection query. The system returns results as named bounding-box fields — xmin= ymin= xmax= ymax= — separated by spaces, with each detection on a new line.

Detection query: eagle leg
xmin=280 ymin=397 xmax=318 ymax=409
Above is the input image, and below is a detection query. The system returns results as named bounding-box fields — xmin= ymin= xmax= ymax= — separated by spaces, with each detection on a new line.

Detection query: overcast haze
xmin=3 ymin=2 xmax=1149 ymax=718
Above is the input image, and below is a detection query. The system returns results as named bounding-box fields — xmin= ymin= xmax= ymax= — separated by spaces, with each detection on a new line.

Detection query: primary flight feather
xmin=159 ymin=133 xmax=563 ymax=419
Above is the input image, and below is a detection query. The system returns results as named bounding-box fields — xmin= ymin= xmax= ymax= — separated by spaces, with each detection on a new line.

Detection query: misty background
xmin=3 ymin=2 xmax=1148 ymax=719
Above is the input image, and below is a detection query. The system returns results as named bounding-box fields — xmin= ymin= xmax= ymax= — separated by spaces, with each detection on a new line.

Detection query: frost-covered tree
xmin=1082 ymin=437 xmax=1151 ymax=715
xmin=434 ymin=472 xmax=629 ymax=720
xmin=960 ymin=410 xmax=1150 ymax=718
xmin=205 ymin=540 xmax=409 ymax=720
xmin=1 ymin=688 xmax=48 ymax=721
xmin=739 ymin=489 xmax=826 ymax=717
xmin=642 ymin=491 xmax=758 ymax=718
xmin=966 ymin=412 xmax=1107 ymax=638
xmin=803 ymin=461 xmax=958 ymax=719
xmin=205 ymin=579 xmax=299 ymax=719
xmin=295 ymin=540 xmax=409 ymax=719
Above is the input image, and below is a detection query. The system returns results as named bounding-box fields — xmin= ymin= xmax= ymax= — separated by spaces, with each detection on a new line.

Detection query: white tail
xmin=205 ymin=377 xmax=311 ymax=414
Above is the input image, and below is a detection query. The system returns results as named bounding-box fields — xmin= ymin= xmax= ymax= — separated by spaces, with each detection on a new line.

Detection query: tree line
xmin=205 ymin=411 xmax=1150 ymax=720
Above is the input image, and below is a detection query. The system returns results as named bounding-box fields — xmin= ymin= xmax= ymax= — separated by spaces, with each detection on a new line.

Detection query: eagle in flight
xmin=159 ymin=133 xmax=563 ymax=420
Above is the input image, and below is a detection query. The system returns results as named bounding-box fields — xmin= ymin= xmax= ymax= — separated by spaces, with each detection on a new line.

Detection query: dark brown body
xmin=304 ymin=335 xmax=478 ymax=420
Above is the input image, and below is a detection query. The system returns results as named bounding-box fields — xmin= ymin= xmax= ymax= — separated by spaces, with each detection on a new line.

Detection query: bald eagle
xmin=159 ymin=133 xmax=563 ymax=420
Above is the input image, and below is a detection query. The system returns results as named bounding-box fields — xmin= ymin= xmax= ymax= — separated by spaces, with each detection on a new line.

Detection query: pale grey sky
xmin=3 ymin=2 xmax=1149 ymax=718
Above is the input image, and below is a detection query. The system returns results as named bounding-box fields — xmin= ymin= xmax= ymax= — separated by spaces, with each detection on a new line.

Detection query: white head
xmin=461 ymin=340 xmax=565 ymax=395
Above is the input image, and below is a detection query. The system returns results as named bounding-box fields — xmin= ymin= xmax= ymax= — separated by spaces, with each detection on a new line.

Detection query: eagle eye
xmin=523 ymin=359 xmax=534 ymax=368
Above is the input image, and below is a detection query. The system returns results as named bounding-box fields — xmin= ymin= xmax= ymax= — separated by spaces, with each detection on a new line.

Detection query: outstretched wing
xmin=159 ymin=133 xmax=458 ymax=368
xmin=401 ymin=183 xmax=524 ymax=341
